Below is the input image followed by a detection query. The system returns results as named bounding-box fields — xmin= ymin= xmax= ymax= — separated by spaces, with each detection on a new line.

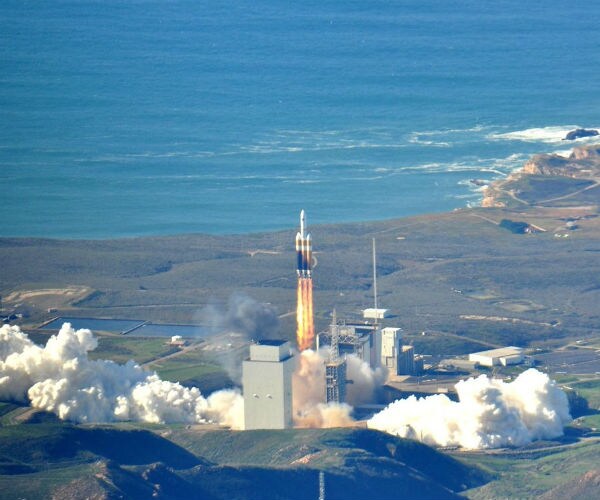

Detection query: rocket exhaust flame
xmin=297 ymin=278 xmax=314 ymax=351
xmin=295 ymin=210 xmax=314 ymax=351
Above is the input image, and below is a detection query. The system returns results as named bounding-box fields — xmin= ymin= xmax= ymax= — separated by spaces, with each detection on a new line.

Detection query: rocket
xmin=296 ymin=209 xmax=312 ymax=277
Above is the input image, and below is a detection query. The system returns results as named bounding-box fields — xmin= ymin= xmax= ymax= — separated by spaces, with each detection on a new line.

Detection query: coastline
xmin=481 ymin=143 xmax=600 ymax=209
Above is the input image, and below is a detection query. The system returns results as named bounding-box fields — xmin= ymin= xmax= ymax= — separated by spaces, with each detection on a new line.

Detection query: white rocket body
xmin=296 ymin=210 xmax=312 ymax=277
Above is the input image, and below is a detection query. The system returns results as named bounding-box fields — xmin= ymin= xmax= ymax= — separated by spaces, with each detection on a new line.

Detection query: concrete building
xmin=362 ymin=308 xmax=387 ymax=367
xmin=397 ymin=345 xmax=415 ymax=375
xmin=413 ymin=355 xmax=424 ymax=375
xmin=243 ymin=340 xmax=294 ymax=430
xmin=468 ymin=346 xmax=524 ymax=367
xmin=380 ymin=327 xmax=401 ymax=372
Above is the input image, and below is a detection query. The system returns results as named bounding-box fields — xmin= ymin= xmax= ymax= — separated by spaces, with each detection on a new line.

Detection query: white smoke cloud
xmin=292 ymin=349 xmax=353 ymax=428
xmin=0 ymin=324 xmax=244 ymax=428
xmin=345 ymin=354 xmax=387 ymax=406
xmin=368 ymin=369 xmax=571 ymax=449
xmin=292 ymin=349 xmax=383 ymax=428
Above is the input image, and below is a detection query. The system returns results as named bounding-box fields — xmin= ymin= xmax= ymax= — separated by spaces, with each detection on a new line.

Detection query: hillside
xmin=540 ymin=468 xmax=600 ymax=500
xmin=0 ymin=412 xmax=489 ymax=499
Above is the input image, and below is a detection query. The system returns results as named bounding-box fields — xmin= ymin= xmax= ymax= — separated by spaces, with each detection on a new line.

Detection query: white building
xmin=243 ymin=340 xmax=294 ymax=430
xmin=468 ymin=346 xmax=524 ymax=367
xmin=169 ymin=335 xmax=186 ymax=347
xmin=380 ymin=327 xmax=401 ymax=371
xmin=362 ymin=308 xmax=389 ymax=320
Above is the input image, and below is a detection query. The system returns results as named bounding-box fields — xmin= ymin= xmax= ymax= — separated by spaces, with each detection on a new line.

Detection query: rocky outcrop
xmin=480 ymin=144 xmax=600 ymax=207
xmin=563 ymin=128 xmax=599 ymax=140
xmin=522 ymin=154 xmax=570 ymax=176
xmin=571 ymin=144 xmax=600 ymax=160
xmin=522 ymin=145 xmax=600 ymax=177
xmin=481 ymin=187 xmax=506 ymax=207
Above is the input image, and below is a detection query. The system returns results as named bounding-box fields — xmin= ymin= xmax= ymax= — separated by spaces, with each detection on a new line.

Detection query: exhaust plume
xmin=0 ymin=324 xmax=244 ymax=428
xmin=368 ymin=369 xmax=571 ymax=449
xmin=345 ymin=354 xmax=387 ymax=406
xmin=296 ymin=278 xmax=314 ymax=351
xmin=197 ymin=292 xmax=279 ymax=341
xmin=196 ymin=292 xmax=280 ymax=383
xmin=292 ymin=349 xmax=383 ymax=427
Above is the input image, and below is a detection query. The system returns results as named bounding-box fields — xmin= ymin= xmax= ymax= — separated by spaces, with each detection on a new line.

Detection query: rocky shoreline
xmin=482 ymin=144 xmax=600 ymax=208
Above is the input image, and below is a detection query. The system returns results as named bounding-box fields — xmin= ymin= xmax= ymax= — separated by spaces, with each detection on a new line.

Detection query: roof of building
xmin=256 ymin=339 xmax=288 ymax=346
xmin=469 ymin=346 xmax=523 ymax=358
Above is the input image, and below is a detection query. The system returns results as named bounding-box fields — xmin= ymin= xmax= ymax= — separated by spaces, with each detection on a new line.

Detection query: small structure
xmin=243 ymin=340 xmax=294 ymax=430
xmin=468 ymin=346 xmax=524 ymax=367
xmin=362 ymin=308 xmax=389 ymax=320
xmin=169 ymin=335 xmax=186 ymax=347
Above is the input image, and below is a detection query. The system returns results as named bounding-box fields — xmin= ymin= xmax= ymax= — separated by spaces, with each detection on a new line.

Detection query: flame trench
xmin=296 ymin=278 xmax=314 ymax=351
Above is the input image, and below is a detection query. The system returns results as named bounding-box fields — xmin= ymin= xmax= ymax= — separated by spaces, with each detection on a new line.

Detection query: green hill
xmin=0 ymin=411 xmax=490 ymax=500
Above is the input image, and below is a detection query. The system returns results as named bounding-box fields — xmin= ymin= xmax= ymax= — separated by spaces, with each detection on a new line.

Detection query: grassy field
xmin=516 ymin=176 xmax=594 ymax=204
xmin=149 ymin=348 xmax=234 ymax=392
xmin=3 ymin=202 xmax=600 ymax=352
xmin=88 ymin=334 xmax=179 ymax=364
xmin=570 ymin=379 xmax=600 ymax=409
xmin=0 ymin=463 xmax=96 ymax=500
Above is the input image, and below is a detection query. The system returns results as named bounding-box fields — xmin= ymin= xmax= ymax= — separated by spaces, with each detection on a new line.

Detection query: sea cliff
xmin=482 ymin=144 xmax=600 ymax=208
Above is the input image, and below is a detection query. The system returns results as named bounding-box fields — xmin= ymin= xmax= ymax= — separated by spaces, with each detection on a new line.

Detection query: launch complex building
xmin=242 ymin=210 xmax=419 ymax=429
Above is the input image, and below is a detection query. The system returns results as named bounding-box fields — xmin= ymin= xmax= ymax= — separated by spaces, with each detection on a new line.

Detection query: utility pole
xmin=318 ymin=471 xmax=325 ymax=500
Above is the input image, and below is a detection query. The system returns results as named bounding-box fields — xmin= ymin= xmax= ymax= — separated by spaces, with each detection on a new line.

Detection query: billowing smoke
xmin=197 ymin=292 xmax=279 ymax=341
xmin=196 ymin=293 xmax=280 ymax=384
xmin=0 ymin=324 xmax=244 ymax=428
xmin=292 ymin=349 xmax=383 ymax=428
xmin=368 ymin=369 xmax=571 ymax=449
xmin=345 ymin=354 xmax=387 ymax=406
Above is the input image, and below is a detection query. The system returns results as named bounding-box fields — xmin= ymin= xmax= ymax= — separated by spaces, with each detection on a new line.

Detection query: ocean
xmin=1 ymin=0 xmax=599 ymax=238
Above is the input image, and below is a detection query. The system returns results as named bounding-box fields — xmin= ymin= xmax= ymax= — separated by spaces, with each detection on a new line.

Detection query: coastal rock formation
xmin=522 ymin=145 xmax=600 ymax=177
xmin=563 ymin=128 xmax=599 ymax=140
xmin=481 ymin=144 xmax=600 ymax=207
xmin=481 ymin=188 xmax=506 ymax=208
xmin=570 ymin=144 xmax=600 ymax=160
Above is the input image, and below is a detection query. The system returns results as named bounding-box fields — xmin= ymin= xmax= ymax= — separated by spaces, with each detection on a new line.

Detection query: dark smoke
xmin=195 ymin=293 xmax=280 ymax=384
xmin=198 ymin=292 xmax=279 ymax=340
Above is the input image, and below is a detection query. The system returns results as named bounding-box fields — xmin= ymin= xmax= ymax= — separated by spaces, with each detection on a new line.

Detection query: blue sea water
xmin=1 ymin=0 xmax=599 ymax=238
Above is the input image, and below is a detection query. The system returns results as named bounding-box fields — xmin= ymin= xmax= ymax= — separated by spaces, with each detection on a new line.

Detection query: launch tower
xmin=325 ymin=310 xmax=347 ymax=404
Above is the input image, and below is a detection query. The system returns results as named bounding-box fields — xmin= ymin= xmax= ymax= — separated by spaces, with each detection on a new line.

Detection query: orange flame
xmin=296 ymin=278 xmax=314 ymax=351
